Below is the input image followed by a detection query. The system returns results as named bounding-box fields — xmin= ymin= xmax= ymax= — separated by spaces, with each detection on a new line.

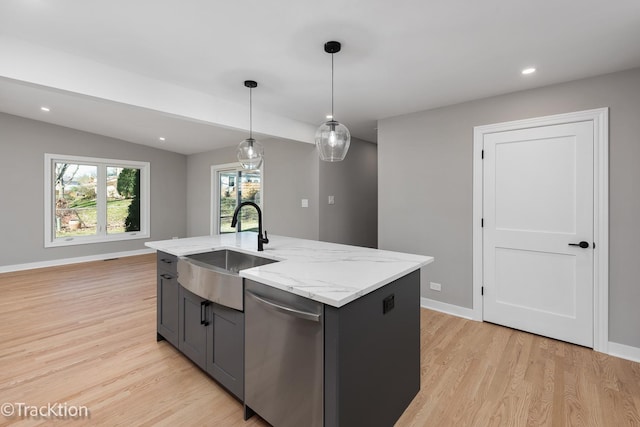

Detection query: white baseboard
xmin=421 ymin=297 xmax=476 ymax=320
xmin=0 ymin=248 xmax=155 ymax=273
xmin=608 ymin=342 xmax=640 ymax=364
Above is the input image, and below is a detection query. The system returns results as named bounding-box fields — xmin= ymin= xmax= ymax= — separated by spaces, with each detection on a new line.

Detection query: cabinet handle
xmin=160 ymin=273 xmax=172 ymax=279
xmin=160 ymin=258 xmax=173 ymax=264
xmin=200 ymin=301 xmax=210 ymax=326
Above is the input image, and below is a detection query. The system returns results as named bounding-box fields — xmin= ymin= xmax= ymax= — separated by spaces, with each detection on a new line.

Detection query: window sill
xmin=44 ymin=232 xmax=150 ymax=248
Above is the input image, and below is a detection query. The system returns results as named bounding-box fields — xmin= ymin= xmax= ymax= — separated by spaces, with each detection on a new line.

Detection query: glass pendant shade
xmin=236 ymin=80 xmax=263 ymax=170
xmin=315 ymin=120 xmax=350 ymax=162
xmin=237 ymin=137 xmax=263 ymax=170
xmin=317 ymin=41 xmax=350 ymax=162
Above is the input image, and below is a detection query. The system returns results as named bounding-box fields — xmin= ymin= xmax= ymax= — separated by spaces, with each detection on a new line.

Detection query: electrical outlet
xmin=430 ymin=282 xmax=442 ymax=292
xmin=301 ymin=199 xmax=309 ymax=208
xmin=328 ymin=195 xmax=335 ymax=205
xmin=383 ymin=294 xmax=395 ymax=314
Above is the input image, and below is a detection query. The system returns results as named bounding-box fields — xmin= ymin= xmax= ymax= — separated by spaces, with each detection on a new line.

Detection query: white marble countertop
xmin=145 ymin=233 xmax=433 ymax=307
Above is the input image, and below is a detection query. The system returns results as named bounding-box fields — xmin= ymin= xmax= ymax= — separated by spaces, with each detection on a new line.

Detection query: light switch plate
xmin=328 ymin=195 xmax=335 ymax=205
xmin=301 ymin=199 xmax=309 ymax=208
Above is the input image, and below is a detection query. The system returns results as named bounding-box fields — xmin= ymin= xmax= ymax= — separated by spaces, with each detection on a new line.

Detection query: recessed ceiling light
xmin=40 ymin=106 xmax=50 ymax=112
xmin=521 ymin=67 xmax=536 ymax=75
xmin=158 ymin=137 xmax=166 ymax=141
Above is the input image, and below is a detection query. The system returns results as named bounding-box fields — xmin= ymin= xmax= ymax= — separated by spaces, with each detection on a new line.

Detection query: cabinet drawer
xmin=157 ymin=251 xmax=178 ymax=274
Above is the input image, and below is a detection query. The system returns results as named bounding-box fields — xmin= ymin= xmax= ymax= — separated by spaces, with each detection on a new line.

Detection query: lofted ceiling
xmin=1 ymin=0 xmax=639 ymax=155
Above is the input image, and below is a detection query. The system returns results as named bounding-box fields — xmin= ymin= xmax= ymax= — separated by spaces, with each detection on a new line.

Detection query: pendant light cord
xmin=331 ymin=52 xmax=334 ymax=119
xmin=249 ymin=87 xmax=253 ymax=140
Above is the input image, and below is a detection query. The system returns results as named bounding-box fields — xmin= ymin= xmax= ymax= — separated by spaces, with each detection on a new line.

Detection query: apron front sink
xmin=177 ymin=249 xmax=278 ymax=310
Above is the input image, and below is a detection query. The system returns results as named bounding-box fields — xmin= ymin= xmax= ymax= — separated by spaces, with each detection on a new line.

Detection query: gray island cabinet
xmin=156 ymin=250 xmax=244 ymax=400
xmin=323 ymin=270 xmax=421 ymax=427
xmin=148 ymin=233 xmax=433 ymax=427
xmin=156 ymin=252 xmax=179 ymax=347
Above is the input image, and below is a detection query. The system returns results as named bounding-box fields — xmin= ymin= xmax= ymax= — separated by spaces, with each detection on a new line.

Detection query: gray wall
xmin=2 ymin=110 xmax=376 ymax=268
xmin=187 ymin=138 xmax=320 ymax=240
xmin=319 ymin=137 xmax=378 ymax=248
xmin=187 ymin=136 xmax=378 ymax=248
xmin=186 ymin=144 xmax=235 ymax=237
xmin=0 ymin=113 xmax=187 ymax=267
xmin=378 ymin=67 xmax=640 ymax=348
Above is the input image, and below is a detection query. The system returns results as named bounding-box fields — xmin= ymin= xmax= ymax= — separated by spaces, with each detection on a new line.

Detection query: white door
xmin=482 ymin=121 xmax=594 ymax=347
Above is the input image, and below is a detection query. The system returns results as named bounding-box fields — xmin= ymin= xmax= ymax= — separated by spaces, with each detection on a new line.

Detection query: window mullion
xmin=217 ymin=170 xmax=224 ymax=235
xmin=97 ymin=165 xmax=107 ymax=236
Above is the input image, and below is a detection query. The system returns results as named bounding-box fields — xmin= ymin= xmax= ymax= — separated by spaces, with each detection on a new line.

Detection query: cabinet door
xmin=207 ymin=303 xmax=244 ymax=400
xmin=179 ymin=287 xmax=208 ymax=370
xmin=157 ymin=272 xmax=179 ymax=347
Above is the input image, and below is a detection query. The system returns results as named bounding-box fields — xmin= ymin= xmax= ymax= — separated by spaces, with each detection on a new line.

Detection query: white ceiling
xmin=1 ymin=0 xmax=639 ymax=155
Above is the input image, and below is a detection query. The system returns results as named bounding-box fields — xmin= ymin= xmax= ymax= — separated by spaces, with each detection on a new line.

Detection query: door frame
xmin=210 ymin=162 xmax=265 ymax=235
xmin=472 ymin=108 xmax=609 ymax=352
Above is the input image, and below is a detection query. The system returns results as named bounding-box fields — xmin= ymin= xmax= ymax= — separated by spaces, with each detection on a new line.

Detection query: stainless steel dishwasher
xmin=244 ymin=280 xmax=323 ymax=427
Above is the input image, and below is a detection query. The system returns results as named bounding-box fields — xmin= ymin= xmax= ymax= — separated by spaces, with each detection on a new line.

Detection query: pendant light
xmin=237 ymin=80 xmax=264 ymax=170
xmin=315 ymin=41 xmax=350 ymax=162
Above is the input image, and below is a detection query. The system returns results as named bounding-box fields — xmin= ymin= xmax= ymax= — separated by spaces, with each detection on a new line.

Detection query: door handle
xmin=568 ymin=241 xmax=589 ymax=249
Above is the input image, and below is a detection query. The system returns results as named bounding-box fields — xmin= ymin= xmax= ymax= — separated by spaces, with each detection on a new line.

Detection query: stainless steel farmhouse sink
xmin=177 ymin=250 xmax=278 ymax=311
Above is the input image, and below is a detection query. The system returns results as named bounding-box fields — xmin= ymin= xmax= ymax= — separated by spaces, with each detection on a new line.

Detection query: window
xmin=44 ymin=154 xmax=150 ymax=247
xmin=211 ymin=163 xmax=263 ymax=235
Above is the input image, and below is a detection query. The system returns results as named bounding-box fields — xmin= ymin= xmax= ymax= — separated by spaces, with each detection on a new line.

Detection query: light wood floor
xmin=0 ymin=255 xmax=638 ymax=426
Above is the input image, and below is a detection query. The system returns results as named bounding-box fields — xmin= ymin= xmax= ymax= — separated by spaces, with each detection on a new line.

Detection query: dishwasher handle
xmin=246 ymin=291 xmax=321 ymax=322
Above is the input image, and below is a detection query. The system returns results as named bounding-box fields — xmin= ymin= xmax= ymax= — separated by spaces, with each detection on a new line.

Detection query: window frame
xmin=44 ymin=153 xmax=150 ymax=247
xmin=210 ymin=162 xmax=264 ymax=235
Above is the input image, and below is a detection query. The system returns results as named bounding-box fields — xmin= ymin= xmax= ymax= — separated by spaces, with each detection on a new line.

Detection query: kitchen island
xmin=146 ymin=233 xmax=433 ymax=427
